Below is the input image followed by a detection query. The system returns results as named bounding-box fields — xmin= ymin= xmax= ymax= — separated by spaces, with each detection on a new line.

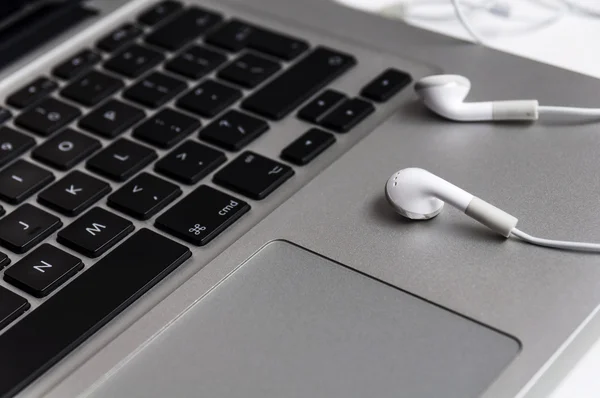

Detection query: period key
xmin=155 ymin=185 xmax=250 ymax=246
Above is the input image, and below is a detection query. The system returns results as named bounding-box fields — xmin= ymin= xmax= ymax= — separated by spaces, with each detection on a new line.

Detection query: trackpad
xmin=92 ymin=241 xmax=520 ymax=398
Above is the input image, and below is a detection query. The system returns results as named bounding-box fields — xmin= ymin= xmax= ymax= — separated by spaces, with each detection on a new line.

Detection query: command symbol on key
xmin=189 ymin=224 xmax=206 ymax=235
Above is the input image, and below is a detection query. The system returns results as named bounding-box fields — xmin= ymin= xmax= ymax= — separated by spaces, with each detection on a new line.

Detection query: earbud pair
xmin=416 ymin=74 xmax=600 ymax=122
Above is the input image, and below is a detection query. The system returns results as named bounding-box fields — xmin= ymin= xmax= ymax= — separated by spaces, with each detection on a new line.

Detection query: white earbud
xmin=385 ymin=168 xmax=518 ymax=236
xmin=415 ymin=74 xmax=600 ymax=122
xmin=415 ymin=75 xmax=539 ymax=122
xmin=385 ymin=168 xmax=600 ymax=252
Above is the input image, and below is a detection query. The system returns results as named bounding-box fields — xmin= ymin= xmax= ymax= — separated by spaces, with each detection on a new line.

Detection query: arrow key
xmin=108 ymin=172 xmax=182 ymax=220
xmin=38 ymin=171 xmax=111 ymax=216
xmin=360 ymin=68 xmax=412 ymax=103
xmin=320 ymin=98 xmax=375 ymax=133
xmin=281 ymin=128 xmax=335 ymax=165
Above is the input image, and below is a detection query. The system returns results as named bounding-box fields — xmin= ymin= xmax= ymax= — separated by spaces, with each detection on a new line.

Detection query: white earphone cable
xmin=563 ymin=0 xmax=600 ymax=17
xmin=450 ymin=0 xmax=486 ymax=43
xmin=391 ymin=0 xmax=573 ymax=45
xmin=538 ymin=106 xmax=600 ymax=117
xmin=511 ymin=228 xmax=600 ymax=252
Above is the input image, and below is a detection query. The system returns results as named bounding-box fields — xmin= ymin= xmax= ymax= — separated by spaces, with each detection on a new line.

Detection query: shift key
xmin=155 ymin=185 xmax=250 ymax=246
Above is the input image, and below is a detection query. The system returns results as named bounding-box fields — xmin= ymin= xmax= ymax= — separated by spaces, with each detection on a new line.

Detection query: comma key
xmin=155 ymin=185 xmax=250 ymax=246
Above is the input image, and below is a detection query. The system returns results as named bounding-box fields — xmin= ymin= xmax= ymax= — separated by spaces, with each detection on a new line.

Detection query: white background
xmin=333 ymin=1 xmax=600 ymax=397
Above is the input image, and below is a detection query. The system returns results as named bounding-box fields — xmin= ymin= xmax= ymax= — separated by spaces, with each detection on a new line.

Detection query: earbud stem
xmin=492 ymin=100 xmax=539 ymax=121
xmin=465 ymin=197 xmax=519 ymax=237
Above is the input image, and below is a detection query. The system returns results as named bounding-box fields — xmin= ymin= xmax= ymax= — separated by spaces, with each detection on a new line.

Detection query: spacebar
xmin=0 ymin=229 xmax=192 ymax=398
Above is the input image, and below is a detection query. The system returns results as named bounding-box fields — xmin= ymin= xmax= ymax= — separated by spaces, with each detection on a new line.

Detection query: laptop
xmin=0 ymin=0 xmax=599 ymax=397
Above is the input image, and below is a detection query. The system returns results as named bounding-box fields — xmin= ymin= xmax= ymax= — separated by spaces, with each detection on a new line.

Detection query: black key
xmin=61 ymin=71 xmax=124 ymax=107
xmin=138 ymin=0 xmax=183 ymax=26
xmin=155 ymin=140 xmax=226 ymax=184
xmin=0 ymin=127 xmax=36 ymax=168
xmin=242 ymin=47 xmax=356 ymax=120
xmin=104 ymin=44 xmax=164 ymax=78
xmin=0 ymin=229 xmax=190 ymax=398
xmin=213 ymin=151 xmax=294 ymax=200
xmin=57 ymin=207 xmax=134 ymax=258
xmin=124 ymin=72 xmax=187 ymax=108
xmin=165 ymin=45 xmax=226 ymax=79
xmin=15 ymin=98 xmax=81 ymax=137
xmin=97 ymin=23 xmax=143 ymax=53
xmin=0 ymin=252 xmax=9 ymax=269
xmin=200 ymin=110 xmax=269 ymax=151
xmin=361 ymin=68 xmax=412 ymax=102
xmin=133 ymin=108 xmax=200 ymax=149
xmin=4 ymin=244 xmax=83 ymax=298
xmin=6 ymin=77 xmax=58 ymax=109
xmin=205 ymin=19 xmax=254 ymax=52
xmin=0 ymin=160 xmax=54 ymax=204
xmin=0 ymin=286 xmax=29 ymax=331
xmin=86 ymin=138 xmax=157 ymax=181
xmin=108 ymin=172 xmax=182 ymax=220
xmin=176 ymin=80 xmax=242 ymax=118
xmin=32 ymin=128 xmax=101 ymax=170
xmin=206 ymin=19 xmax=309 ymax=60
xmin=0 ymin=107 xmax=12 ymax=124
xmin=52 ymin=49 xmax=102 ymax=80
xmin=38 ymin=171 xmax=111 ymax=216
xmin=156 ymin=185 xmax=249 ymax=246
xmin=248 ymin=26 xmax=309 ymax=61
xmin=0 ymin=204 xmax=62 ymax=254
xmin=281 ymin=128 xmax=335 ymax=165
xmin=218 ymin=53 xmax=280 ymax=89
xmin=320 ymin=98 xmax=375 ymax=133
xmin=297 ymin=89 xmax=347 ymax=123
xmin=79 ymin=100 xmax=145 ymax=138
xmin=146 ymin=7 xmax=223 ymax=51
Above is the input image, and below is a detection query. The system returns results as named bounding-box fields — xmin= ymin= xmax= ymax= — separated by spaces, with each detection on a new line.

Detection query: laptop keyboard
xmin=0 ymin=1 xmax=413 ymax=395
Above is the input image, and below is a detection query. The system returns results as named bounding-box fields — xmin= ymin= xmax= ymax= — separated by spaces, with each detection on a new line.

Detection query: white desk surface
xmin=335 ymin=1 xmax=600 ymax=397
